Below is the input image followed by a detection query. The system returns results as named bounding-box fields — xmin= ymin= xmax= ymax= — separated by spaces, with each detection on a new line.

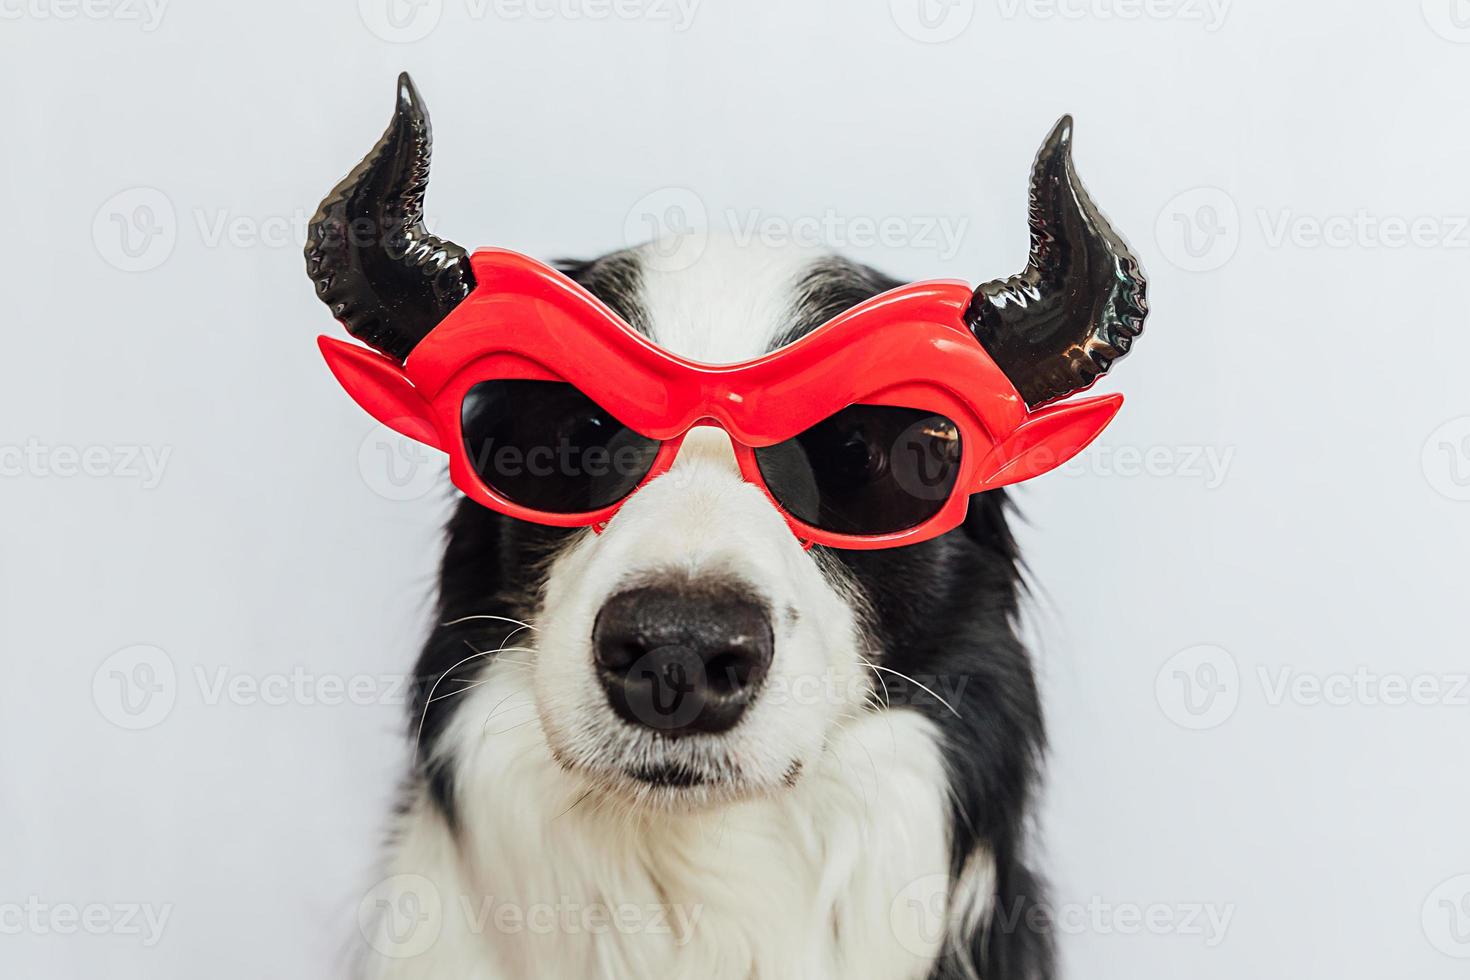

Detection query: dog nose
xmin=592 ymin=583 xmax=774 ymax=735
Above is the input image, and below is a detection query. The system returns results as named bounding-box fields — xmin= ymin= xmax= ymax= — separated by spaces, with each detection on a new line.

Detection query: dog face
xmin=525 ymin=241 xmax=880 ymax=810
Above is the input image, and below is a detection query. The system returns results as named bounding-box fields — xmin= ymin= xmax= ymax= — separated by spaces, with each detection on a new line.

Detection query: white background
xmin=2 ymin=1 xmax=1469 ymax=977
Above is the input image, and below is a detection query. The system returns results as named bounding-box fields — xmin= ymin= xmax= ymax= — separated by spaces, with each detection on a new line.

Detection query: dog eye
xmin=460 ymin=380 xmax=660 ymax=513
xmin=753 ymin=405 xmax=962 ymax=536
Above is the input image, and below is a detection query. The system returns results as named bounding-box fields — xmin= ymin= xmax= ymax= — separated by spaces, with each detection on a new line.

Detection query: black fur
xmin=405 ymin=253 xmax=1053 ymax=979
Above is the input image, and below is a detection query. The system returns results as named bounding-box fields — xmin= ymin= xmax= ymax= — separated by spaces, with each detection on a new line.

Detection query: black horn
xmin=965 ymin=116 xmax=1148 ymax=408
xmin=305 ymin=73 xmax=475 ymax=362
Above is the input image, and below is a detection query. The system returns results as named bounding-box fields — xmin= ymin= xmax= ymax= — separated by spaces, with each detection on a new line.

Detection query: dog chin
xmin=549 ymin=733 xmax=803 ymax=813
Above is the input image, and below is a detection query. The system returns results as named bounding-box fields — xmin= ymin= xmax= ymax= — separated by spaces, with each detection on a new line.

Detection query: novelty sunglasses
xmin=307 ymin=75 xmax=1147 ymax=551
xmin=319 ymin=249 xmax=1124 ymax=549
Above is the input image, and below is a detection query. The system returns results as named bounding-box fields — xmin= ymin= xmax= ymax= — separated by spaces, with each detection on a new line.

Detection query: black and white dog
xmin=307 ymin=76 xmax=1146 ymax=980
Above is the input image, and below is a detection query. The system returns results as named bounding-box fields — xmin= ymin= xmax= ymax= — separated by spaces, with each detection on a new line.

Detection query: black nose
xmin=592 ymin=583 xmax=774 ymax=735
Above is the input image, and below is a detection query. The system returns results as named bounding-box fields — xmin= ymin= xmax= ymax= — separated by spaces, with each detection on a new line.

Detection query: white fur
xmin=357 ymin=238 xmax=983 ymax=979
xmin=632 ymin=235 xmax=827 ymax=361
xmin=364 ymin=661 xmax=959 ymax=980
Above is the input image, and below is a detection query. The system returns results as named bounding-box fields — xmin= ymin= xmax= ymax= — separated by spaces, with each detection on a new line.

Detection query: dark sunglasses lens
xmin=461 ymin=380 xmax=660 ymax=514
xmin=753 ymin=406 xmax=962 ymax=536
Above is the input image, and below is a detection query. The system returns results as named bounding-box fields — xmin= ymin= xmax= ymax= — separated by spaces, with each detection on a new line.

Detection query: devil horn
xmin=965 ymin=117 xmax=1148 ymax=408
xmin=304 ymin=72 xmax=475 ymax=362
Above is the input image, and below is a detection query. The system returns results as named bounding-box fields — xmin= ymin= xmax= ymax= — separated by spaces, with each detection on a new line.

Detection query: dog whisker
xmin=859 ymin=663 xmax=962 ymax=719
xmin=486 ymin=718 xmax=538 ymax=737
xmin=480 ymin=692 xmax=533 ymax=732
xmin=440 ymin=614 xmax=539 ymax=631
xmin=856 ymin=653 xmax=892 ymax=709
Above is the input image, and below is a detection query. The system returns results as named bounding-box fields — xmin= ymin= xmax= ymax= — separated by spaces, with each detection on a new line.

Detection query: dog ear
xmin=976 ymin=393 xmax=1121 ymax=489
xmin=317 ymin=336 xmax=442 ymax=449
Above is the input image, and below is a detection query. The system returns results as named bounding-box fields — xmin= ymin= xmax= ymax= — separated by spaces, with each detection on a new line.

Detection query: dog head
xmin=305 ymin=74 xmax=1146 ymax=815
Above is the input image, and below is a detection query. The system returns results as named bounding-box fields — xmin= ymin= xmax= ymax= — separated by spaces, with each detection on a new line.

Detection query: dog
xmin=305 ymin=74 xmax=1147 ymax=980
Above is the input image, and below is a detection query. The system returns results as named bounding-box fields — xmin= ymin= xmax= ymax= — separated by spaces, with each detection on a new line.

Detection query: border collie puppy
xmin=306 ymin=75 xmax=1146 ymax=980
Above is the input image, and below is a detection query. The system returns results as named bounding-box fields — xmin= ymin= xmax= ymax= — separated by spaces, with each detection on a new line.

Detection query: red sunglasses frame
xmin=319 ymin=249 xmax=1122 ymax=550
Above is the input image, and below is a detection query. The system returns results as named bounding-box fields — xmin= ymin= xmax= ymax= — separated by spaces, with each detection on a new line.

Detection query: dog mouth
xmin=617 ymin=749 xmax=804 ymax=799
xmin=545 ymin=726 xmax=805 ymax=809
xmin=626 ymin=761 xmax=710 ymax=788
